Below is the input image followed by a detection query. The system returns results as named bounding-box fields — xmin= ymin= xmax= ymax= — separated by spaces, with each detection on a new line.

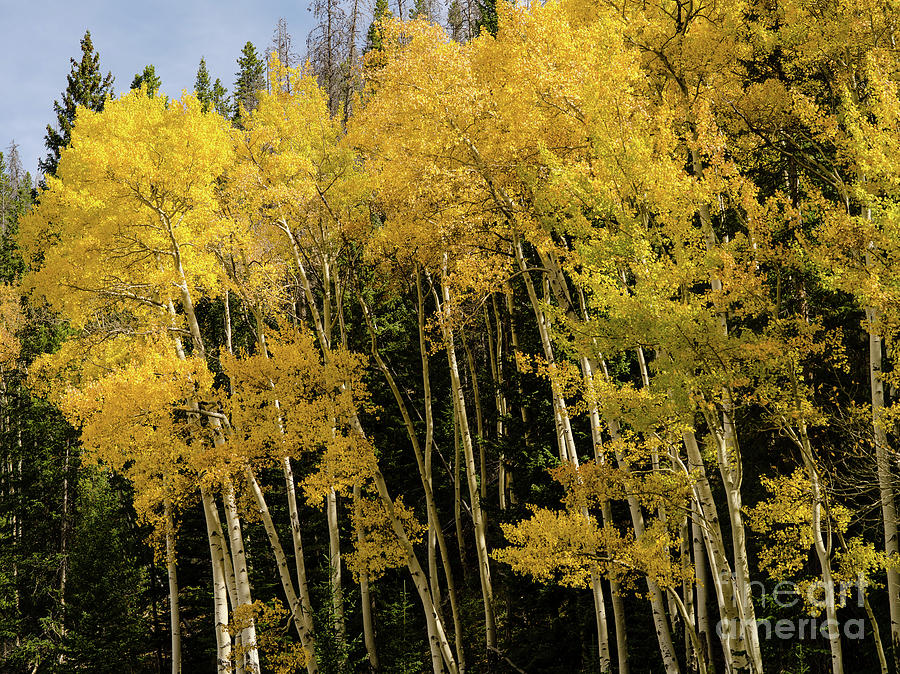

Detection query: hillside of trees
xmin=3 ymin=0 xmax=900 ymax=672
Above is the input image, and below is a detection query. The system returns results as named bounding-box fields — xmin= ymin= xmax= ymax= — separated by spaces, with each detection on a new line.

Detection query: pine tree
xmin=475 ymin=0 xmax=498 ymax=36
xmin=39 ymin=31 xmax=114 ymax=178
xmin=130 ymin=65 xmax=162 ymax=98
xmin=212 ymin=79 xmax=230 ymax=118
xmin=233 ymin=42 xmax=265 ymax=125
xmin=195 ymin=57 xmax=212 ymax=112
xmin=412 ymin=0 xmax=430 ymax=20
xmin=365 ymin=0 xmax=391 ymax=53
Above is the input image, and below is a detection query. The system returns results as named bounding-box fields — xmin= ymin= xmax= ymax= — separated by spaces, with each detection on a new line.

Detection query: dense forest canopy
xmin=4 ymin=0 xmax=900 ymax=672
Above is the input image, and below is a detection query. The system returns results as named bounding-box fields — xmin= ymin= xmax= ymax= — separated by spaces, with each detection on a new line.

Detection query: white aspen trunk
xmin=282 ymin=457 xmax=319 ymax=669
xmin=485 ymin=300 xmax=508 ymax=510
xmin=437 ymin=263 xmax=497 ymax=651
xmin=590 ymin=574 xmax=612 ymax=673
xmin=862 ymin=581 xmax=890 ymax=674
xmin=289 ymin=244 xmax=457 ymax=672
xmin=795 ymin=421 xmax=843 ymax=674
xmin=681 ymin=515 xmax=696 ymax=674
xmin=168 ymin=252 xmax=237 ymax=672
xmin=691 ymin=500 xmax=713 ymax=673
xmin=867 ymin=301 xmax=900 ymax=667
xmin=512 ymin=236 xmax=578 ymax=463
xmin=200 ymin=485 xmax=233 ymax=673
xmin=164 ymin=297 xmax=233 ymax=673
xmin=353 ymin=484 xmax=379 ymax=671
xmin=461 ymin=326 xmax=486 ymax=501
xmin=689 ymin=145 xmax=763 ymax=674
xmin=634 ymin=346 xmax=681 ymax=629
xmin=424 ymin=300 xmax=442 ymax=613
xmin=515 ymin=249 xmax=616 ymax=671
xmin=504 ymin=286 xmax=527 ymax=505
xmin=58 ymin=443 xmax=70 ymax=665
xmin=608 ymin=423 xmax=681 ymax=674
xmin=224 ymin=481 xmax=260 ymax=673
xmin=588 ymin=347 xmax=682 ymax=673
xmin=326 ymin=487 xmax=346 ymax=650
xmin=682 ymin=429 xmax=746 ymax=674
xmin=369 ymin=465 xmax=458 ymax=674
xmin=667 ymin=588 xmax=709 ymax=674
xmin=246 ymin=310 xmax=319 ymax=671
xmin=245 ymin=468 xmax=319 ymax=673
xmin=164 ymin=499 xmax=183 ymax=674
xmin=361 ymin=284 xmax=467 ymax=672
xmin=606 ymin=514 xmax=630 ymax=674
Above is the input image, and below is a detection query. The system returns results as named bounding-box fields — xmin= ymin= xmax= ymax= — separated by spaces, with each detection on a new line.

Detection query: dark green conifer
xmin=233 ymin=42 xmax=265 ymax=125
xmin=365 ymin=0 xmax=391 ymax=53
xmin=130 ymin=65 xmax=162 ymax=98
xmin=195 ymin=57 xmax=212 ymax=112
xmin=40 ymin=31 xmax=114 ymax=178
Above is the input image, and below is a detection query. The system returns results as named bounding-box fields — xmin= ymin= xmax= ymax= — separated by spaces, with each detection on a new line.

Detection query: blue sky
xmin=0 ymin=0 xmax=319 ymax=177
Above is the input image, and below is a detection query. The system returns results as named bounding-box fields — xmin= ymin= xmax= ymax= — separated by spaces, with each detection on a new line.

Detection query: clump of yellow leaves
xmin=748 ymin=470 xmax=893 ymax=611
xmin=496 ymin=448 xmax=691 ymax=590
xmin=42 ymin=335 xmax=213 ymax=530
xmin=231 ymin=600 xmax=309 ymax=674
xmin=19 ymin=89 xmax=235 ymax=328
xmin=0 ymin=285 xmax=22 ymax=368
xmin=346 ymin=494 xmax=424 ymax=581
xmin=222 ymin=326 xmax=376 ymax=502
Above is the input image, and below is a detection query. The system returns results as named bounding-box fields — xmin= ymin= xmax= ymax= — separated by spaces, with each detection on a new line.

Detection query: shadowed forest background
xmin=3 ymin=0 xmax=900 ymax=672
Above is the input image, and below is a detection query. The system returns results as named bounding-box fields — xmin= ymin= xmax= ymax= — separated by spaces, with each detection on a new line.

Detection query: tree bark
xmin=164 ymin=499 xmax=182 ymax=674
xmin=436 ymin=263 xmax=497 ymax=652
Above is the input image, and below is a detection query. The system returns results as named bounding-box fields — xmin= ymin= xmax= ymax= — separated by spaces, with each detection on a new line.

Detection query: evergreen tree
xmin=130 ymin=65 xmax=162 ymax=98
xmin=212 ymin=79 xmax=230 ymax=118
xmin=412 ymin=0 xmax=430 ymax=20
xmin=476 ymin=0 xmax=498 ymax=36
xmin=365 ymin=0 xmax=391 ymax=53
xmin=39 ymin=31 xmax=114 ymax=178
xmin=195 ymin=57 xmax=212 ymax=112
xmin=233 ymin=42 xmax=265 ymax=125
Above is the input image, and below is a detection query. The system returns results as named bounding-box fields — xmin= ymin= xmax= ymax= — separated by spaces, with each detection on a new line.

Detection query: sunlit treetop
xmin=19 ymin=89 xmax=236 ymax=329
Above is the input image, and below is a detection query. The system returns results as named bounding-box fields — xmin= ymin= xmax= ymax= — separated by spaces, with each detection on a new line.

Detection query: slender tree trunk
xmin=245 ymin=310 xmax=319 ymax=671
xmin=58 ymin=442 xmax=70 ymax=663
xmin=454 ymin=407 xmax=465 ymax=573
xmin=359 ymin=285 xmax=467 ymax=670
xmin=691 ymin=501 xmax=713 ymax=674
xmin=289 ymin=242 xmax=457 ymax=672
xmin=437 ymin=264 xmax=497 ymax=652
xmin=282 ymin=457 xmax=319 ymax=668
xmin=354 ymin=484 xmax=379 ymax=671
xmin=461 ymin=326 xmax=486 ymax=501
xmin=608 ymin=424 xmax=681 ymax=674
xmin=164 ymin=499 xmax=182 ymax=674
xmin=485 ymin=299 xmax=509 ymax=510
xmin=512 ymin=236 xmax=577 ymax=463
xmin=867 ymin=301 xmax=900 ymax=668
xmin=326 ymin=487 xmax=346 ymax=651
xmin=369 ymin=465 xmax=458 ymax=674
xmin=682 ymin=429 xmax=747 ymax=674
xmin=794 ymin=420 xmax=843 ymax=674
xmin=200 ymin=486 xmax=233 ymax=673
xmin=223 ymin=481 xmax=260 ymax=673
xmin=245 ymin=468 xmax=319 ymax=672
xmin=690 ymin=144 xmax=763 ymax=674
xmin=503 ymin=285 xmax=527 ymax=504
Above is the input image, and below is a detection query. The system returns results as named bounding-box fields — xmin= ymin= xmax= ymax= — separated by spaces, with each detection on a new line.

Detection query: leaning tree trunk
xmin=436 ymin=267 xmax=497 ymax=654
xmin=223 ymin=480 xmax=261 ymax=673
